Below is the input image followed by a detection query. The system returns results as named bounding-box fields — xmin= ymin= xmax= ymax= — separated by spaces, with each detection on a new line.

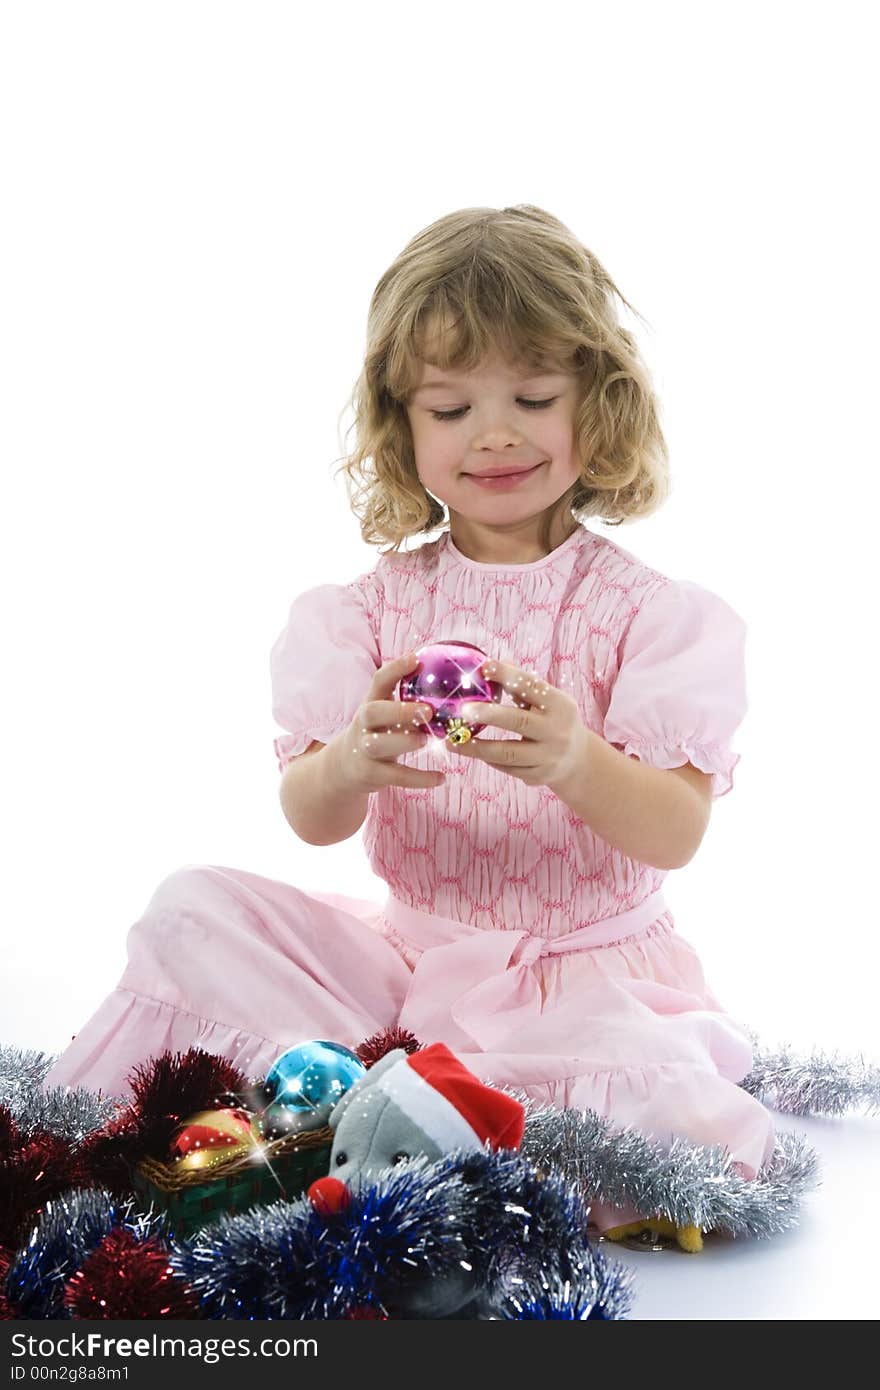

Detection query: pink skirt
xmin=42 ymin=863 xmax=775 ymax=1233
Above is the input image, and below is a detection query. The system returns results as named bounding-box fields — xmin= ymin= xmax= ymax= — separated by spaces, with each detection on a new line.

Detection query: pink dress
xmin=43 ymin=523 xmax=775 ymax=1232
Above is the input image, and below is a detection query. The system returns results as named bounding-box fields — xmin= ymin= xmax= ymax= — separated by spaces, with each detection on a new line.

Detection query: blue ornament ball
xmin=259 ymin=1040 xmax=366 ymax=1139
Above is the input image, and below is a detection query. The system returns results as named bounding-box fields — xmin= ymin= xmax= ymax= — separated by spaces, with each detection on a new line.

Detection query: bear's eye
xmin=334 ymin=1151 xmax=347 ymax=1167
xmin=391 ymin=1151 xmax=410 ymax=1164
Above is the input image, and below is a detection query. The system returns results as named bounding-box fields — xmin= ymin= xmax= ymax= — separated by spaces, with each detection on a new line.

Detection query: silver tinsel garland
xmin=512 ymin=1092 xmax=820 ymax=1239
xmin=740 ymin=1028 xmax=880 ymax=1117
xmin=0 ymin=1045 xmax=121 ymax=1142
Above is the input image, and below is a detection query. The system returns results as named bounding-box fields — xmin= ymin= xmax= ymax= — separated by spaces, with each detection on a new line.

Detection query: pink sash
xmin=385 ymin=888 xmax=670 ymax=1051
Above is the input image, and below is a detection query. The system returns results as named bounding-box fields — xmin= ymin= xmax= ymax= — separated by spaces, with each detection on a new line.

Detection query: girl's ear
xmin=327 ymin=1048 xmax=407 ymax=1130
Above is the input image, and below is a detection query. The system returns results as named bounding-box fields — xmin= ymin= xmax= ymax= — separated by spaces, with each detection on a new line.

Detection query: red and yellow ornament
xmin=168 ymin=1107 xmax=261 ymax=1173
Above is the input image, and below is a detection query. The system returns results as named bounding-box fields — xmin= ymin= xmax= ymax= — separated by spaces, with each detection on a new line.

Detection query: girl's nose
xmin=475 ymin=425 xmax=525 ymax=449
xmin=307 ymin=1174 xmax=351 ymax=1215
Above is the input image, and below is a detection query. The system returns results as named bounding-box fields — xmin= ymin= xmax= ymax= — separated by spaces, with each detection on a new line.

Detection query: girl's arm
xmin=550 ymin=732 xmax=714 ymax=871
xmin=277 ymin=653 xmax=444 ymax=847
xmin=279 ymin=739 xmax=370 ymax=846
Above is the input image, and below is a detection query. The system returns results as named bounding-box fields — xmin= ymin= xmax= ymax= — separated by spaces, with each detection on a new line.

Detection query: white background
xmin=1 ymin=2 xmax=877 ymax=1318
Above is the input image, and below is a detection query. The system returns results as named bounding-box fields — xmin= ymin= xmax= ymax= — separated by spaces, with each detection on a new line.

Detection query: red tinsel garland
xmin=0 ymin=1106 xmax=89 ymax=1251
xmin=0 ymin=1106 xmax=17 ymax=1153
xmin=0 ymin=1245 xmax=13 ymax=1320
xmin=63 ymin=1227 xmax=200 ymax=1319
xmin=356 ymin=1025 xmax=422 ymax=1068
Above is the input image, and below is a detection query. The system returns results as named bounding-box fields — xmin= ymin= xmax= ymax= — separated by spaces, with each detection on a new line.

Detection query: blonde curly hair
xmin=334 ymin=204 xmax=670 ymax=555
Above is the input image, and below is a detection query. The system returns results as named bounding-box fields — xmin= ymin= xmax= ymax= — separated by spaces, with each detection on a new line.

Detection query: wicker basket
xmin=131 ymin=1125 xmax=334 ymax=1237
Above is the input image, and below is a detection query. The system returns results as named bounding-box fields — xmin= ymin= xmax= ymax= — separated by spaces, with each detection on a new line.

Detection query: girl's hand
xmin=449 ymin=659 xmax=591 ymax=791
xmin=332 ymin=652 xmax=446 ymax=795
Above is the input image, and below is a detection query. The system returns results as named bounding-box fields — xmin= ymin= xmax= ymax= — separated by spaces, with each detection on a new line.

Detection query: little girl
xmin=43 ymin=203 xmax=775 ymax=1241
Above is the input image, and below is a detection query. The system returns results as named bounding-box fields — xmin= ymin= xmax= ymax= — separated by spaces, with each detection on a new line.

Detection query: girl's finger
xmin=364 ymin=698 xmax=433 ymax=729
xmin=368 ymin=651 xmax=422 ymax=702
xmin=481 ymin=660 xmax=552 ymax=710
xmin=449 ymin=736 xmax=537 ymax=769
xmin=460 ymin=702 xmax=541 ymax=736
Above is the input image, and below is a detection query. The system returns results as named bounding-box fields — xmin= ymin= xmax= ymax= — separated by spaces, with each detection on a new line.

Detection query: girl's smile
xmin=464 ymin=460 xmax=546 ymax=489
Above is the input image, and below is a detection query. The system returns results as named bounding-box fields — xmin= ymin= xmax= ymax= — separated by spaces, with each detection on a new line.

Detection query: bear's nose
xmin=308 ymin=1175 xmax=351 ymax=1215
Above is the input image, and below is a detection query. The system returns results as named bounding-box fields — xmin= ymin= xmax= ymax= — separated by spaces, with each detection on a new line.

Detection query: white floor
xmin=602 ymin=1111 xmax=879 ymax=1320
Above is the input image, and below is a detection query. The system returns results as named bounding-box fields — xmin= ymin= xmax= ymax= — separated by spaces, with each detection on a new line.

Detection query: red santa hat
xmin=371 ymin=1042 xmax=525 ymax=1153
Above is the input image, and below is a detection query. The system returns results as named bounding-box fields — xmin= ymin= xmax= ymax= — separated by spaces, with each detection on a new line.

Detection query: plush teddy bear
xmin=306 ymin=1041 xmax=525 ymax=1318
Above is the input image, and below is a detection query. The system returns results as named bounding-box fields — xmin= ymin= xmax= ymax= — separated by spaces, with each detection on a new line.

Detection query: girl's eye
xmin=430 ymin=398 xmax=557 ymax=422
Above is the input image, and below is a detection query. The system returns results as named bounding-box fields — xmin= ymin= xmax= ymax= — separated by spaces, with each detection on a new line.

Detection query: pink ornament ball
xmin=397 ymin=640 xmax=502 ymax=743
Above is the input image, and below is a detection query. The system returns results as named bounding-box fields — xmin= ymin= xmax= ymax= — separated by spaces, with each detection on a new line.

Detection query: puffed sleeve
xmin=270 ymin=581 xmax=381 ymax=773
xmin=602 ymin=578 xmax=748 ymax=799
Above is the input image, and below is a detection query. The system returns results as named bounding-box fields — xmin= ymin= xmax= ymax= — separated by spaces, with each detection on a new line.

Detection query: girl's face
xmin=405 ymin=350 xmax=583 ymax=550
